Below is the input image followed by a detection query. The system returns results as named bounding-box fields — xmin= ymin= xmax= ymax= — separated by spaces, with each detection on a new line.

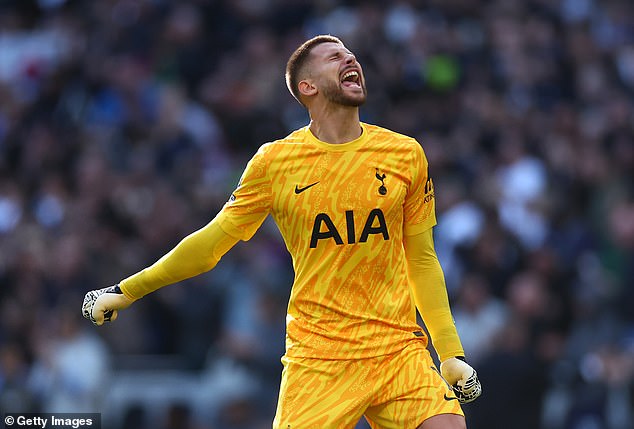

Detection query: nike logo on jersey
xmin=444 ymin=394 xmax=460 ymax=402
xmin=294 ymin=182 xmax=319 ymax=194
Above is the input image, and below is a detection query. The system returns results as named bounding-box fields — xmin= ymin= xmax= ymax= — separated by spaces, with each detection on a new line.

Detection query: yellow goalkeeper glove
xmin=440 ymin=357 xmax=482 ymax=404
xmin=82 ymin=284 xmax=134 ymax=326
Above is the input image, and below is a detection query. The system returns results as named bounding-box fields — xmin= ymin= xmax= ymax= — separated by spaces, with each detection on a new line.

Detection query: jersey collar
xmin=305 ymin=123 xmax=368 ymax=152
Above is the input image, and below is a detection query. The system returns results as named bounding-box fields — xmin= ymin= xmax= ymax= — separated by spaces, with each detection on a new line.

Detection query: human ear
xmin=298 ymin=79 xmax=317 ymax=97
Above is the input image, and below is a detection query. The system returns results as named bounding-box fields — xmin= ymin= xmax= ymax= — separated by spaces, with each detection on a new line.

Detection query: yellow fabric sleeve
xmin=119 ymin=216 xmax=239 ymax=300
xmin=404 ymin=228 xmax=465 ymax=362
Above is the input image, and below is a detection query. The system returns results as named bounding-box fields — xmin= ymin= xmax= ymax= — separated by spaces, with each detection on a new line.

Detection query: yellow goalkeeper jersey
xmin=216 ymin=123 xmax=437 ymax=360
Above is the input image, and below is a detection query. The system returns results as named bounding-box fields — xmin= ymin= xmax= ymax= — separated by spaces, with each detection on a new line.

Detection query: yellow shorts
xmin=272 ymin=340 xmax=463 ymax=429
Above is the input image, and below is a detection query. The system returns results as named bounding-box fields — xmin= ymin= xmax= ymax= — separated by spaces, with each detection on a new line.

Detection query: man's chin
xmin=345 ymin=98 xmax=366 ymax=107
xmin=339 ymin=91 xmax=366 ymax=107
xmin=323 ymin=85 xmax=367 ymax=106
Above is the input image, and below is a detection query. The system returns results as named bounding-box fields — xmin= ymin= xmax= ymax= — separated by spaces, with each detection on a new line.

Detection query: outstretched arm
xmin=119 ymin=216 xmax=239 ymax=300
xmin=82 ymin=216 xmax=239 ymax=325
xmin=83 ymin=143 xmax=274 ymax=326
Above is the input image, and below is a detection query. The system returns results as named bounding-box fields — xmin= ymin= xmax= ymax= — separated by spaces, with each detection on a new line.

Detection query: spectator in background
xmin=0 ymin=342 xmax=36 ymax=413
xmin=27 ymin=303 xmax=111 ymax=413
xmin=453 ymin=273 xmax=508 ymax=365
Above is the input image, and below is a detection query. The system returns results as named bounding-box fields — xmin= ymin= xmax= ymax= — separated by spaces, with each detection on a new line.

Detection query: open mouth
xmin=341 ymin=70 xmax=361 ymax=89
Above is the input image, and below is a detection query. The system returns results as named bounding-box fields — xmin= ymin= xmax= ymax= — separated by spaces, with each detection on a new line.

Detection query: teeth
xmin=342 ymin=71 xmax=359 ymax=81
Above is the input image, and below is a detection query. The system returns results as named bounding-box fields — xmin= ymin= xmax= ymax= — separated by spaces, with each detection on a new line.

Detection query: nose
xmin=344 ymin=52 xmax=356 ymax=64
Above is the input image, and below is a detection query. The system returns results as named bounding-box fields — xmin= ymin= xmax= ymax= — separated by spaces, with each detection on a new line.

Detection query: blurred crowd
xmin=0 ymin=0 xmax=633 ymax=428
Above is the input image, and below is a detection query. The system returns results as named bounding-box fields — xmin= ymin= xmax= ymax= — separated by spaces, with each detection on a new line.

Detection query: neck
xmin=308 ymin=104 xmax=362 ymax=144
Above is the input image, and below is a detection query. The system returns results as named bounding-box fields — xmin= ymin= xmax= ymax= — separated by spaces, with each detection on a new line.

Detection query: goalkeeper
xmin=83 ymin=35 xmax=481 ymax=429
